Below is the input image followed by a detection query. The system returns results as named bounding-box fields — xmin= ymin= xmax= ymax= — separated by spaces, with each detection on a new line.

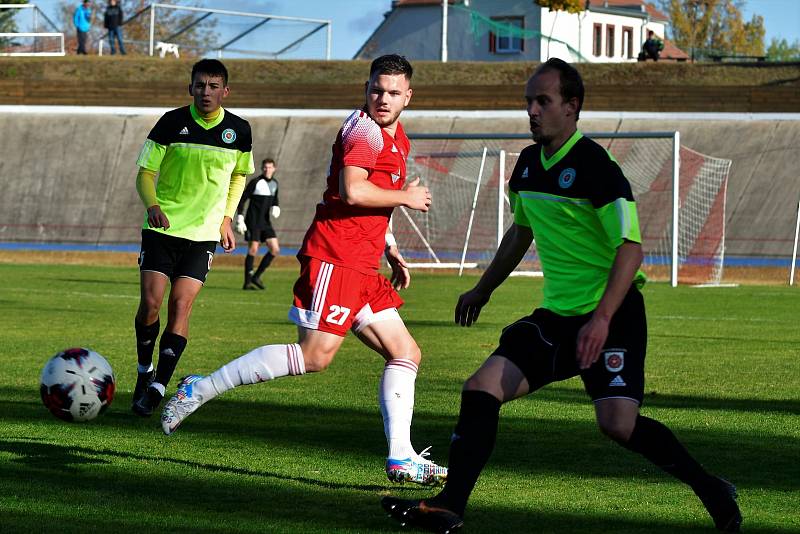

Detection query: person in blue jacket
xmin=73 ymin=0 xmax=93 ymax=55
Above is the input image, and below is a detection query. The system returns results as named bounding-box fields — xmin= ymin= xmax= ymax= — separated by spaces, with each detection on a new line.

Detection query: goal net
xmin=0 ymin=4 xmax=64 ymax=56
xmin=115 ymin=3 xmax=331 ymax=59
xmin=398 ymin=133 xmax=731 ymax=286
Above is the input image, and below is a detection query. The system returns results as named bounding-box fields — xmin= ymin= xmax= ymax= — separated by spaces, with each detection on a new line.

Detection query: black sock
xmin=429 ymin=390 xmax=502 ymax=517
xmin=134 ymin=318 xmax=160 ymax=369
xmin=255 ymin=252 xmax=274 ymax=276
xmin=621 ymin=415 xmax=712 ymax=490
xmin=245 ymin=254 xmax=254 ymax=278
xmin=153 ymin=331 xmax=187 ymax=390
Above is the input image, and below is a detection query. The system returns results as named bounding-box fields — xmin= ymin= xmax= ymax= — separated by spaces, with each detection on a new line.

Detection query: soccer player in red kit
xmin=161 ymin=54 xmax=448 ymax=486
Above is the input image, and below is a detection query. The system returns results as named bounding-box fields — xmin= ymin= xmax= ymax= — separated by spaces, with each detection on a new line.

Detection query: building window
xmin=606 ymin=25 xmax=616 ymax=57
xmin=489 ymin=16 xmax=524 ymax=54
xmin=622 ymin=26 xmax=633 ymax=58
xmin=593 ymin=23 xmax=602 ymax=56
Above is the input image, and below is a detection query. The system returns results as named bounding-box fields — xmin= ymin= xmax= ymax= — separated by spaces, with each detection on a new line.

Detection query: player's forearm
xmin=341 ymin=175 xmax=408 ymax=208
xmin=594 ymin=241 xmax=643 ymax=321
xmin=135 ymin=167 xmax=158 ymax=208
xmin=475 ymin=224 xmax=533 ymax=295
xmin=225 ymin=173 xmax=247 ymax=219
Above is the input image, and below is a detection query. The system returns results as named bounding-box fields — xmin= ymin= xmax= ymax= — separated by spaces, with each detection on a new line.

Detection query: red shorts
xmin=289 ymin=256 xmax=404 ymax=337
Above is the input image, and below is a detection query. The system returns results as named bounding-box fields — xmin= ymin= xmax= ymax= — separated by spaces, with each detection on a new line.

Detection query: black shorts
xmin=138 ymin=229 xmax=217 ymax=283
xmin=245 ymin=224 xmax=276 ymax=243
xmin=491 ymin=286 xmax=647 ymax=404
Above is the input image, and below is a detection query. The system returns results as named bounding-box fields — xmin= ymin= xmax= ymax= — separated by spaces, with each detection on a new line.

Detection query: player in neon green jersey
xmin=382 ymin=58 xmax=741 ymax=533
xmin=131 ymin=59 xmax=254 ymax=417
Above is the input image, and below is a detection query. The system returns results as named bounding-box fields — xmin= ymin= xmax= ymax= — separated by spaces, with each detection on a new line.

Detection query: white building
xmin=355 ymin=0 xmax=688 ymax=63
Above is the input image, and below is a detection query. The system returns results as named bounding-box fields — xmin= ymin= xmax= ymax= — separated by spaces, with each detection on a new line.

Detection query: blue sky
xmin=33 ymin=0 xmax=800 ymax=59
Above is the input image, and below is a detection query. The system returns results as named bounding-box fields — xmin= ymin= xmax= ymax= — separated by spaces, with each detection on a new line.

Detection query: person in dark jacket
xmin=104 ymin=0 xmax=125 ymax=55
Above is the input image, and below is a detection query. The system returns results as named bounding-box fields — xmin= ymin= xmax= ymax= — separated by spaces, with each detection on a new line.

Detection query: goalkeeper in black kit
xmin=236 ymin=158 xmax=281 ymax=290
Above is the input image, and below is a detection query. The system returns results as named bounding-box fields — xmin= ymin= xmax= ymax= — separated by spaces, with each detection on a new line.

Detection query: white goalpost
xmin=399 ymin=132 xmax=732 ymax=286
xmin=790 ymin=199 xmax=800 ymax=286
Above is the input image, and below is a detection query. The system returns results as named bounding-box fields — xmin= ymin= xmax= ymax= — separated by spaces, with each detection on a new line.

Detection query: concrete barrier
xmin=0 ymin=107 xmax=798 ymax=259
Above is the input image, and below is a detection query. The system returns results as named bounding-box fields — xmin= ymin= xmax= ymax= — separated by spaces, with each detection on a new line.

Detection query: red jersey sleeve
xmin=341 ymin=110 xmax=384 ymax=169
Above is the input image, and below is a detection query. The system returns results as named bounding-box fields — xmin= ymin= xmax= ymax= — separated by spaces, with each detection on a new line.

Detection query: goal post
xmin=402 ymin=132 xmax=732 ymax=286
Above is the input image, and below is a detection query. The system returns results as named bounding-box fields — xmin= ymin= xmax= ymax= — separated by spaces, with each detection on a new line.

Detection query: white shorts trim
xmin=288 ymin=306 xmax=320 ymax=330
xmin=351 ymin=305 xmax=401 ymax=333
xmin=592 ymin=396 xmax=640 ymax=405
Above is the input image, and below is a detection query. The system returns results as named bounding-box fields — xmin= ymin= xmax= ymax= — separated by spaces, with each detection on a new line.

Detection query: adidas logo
xmin=609 ymin=375 xmax=626 ymax=387
xmin=521 ymin=167 xmax=529 ymax=178
xmin=179 ymin=126 xmax=189 ymax=135
xmin=391 ymin=144 xmax=399 ymax=153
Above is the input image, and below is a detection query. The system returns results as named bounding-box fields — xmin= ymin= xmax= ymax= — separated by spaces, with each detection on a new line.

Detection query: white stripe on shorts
xmin=311 ymin=261 xmax=333 ymax=315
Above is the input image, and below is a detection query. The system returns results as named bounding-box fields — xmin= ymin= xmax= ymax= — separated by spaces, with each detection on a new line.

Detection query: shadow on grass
xmin=2 ymin=436 xmax=793 ymax=534
xmin=1 ymin=383 xmax=797 ymax=495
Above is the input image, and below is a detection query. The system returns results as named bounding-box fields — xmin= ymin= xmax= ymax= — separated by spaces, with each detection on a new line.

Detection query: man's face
xmin=189 ymin=73 xmax=228 ymax=114
xmin=365 ymin=73 xmax=412 ymax=128
xmin=525 ymin=69 xmax=577 ymax=145
xmin=263 ymin=162 xmax=275 ymax=178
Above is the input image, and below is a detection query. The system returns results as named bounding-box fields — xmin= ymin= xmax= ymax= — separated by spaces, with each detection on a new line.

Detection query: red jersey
xmin=299 ymin=110 xmax=410 ymax=274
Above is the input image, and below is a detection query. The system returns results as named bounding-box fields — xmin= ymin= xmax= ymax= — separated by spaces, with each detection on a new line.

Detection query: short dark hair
xmin=191 ymin=59 xmax=228 ymax=86
xmin=535 ymin=58 xmax=584 ymax=120
xmin=369 ymin=54 xmax=413 ymax=80
xmin=262 ymin=158 xmax=275 ymax=166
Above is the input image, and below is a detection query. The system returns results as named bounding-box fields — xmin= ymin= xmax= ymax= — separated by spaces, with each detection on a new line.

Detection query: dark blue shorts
xmin=491 ymin=287 xmax=647 ymax=404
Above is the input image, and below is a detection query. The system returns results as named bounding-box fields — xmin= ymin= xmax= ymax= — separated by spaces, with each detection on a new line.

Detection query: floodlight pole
xmin=441 ymin=0 xmax=448 ymax=63
xmin=790 ymin=199 xmax=800 ymax=286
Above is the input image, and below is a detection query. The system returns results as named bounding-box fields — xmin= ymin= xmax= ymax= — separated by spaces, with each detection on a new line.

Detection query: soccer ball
xmin=40 ymin=348 xmax=116 ymax=422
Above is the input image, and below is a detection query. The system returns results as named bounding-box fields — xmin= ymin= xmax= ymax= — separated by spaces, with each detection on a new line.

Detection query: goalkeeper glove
xmin=234 ymin=214 xmax=247 ymax=234
xmin=271 ymin=206 xmax=281 ymax=218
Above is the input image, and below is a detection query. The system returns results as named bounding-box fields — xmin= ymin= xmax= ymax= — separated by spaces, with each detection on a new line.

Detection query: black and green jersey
xmin=136 ymin=104 xmax=255 ymax=242
xmin=508 ymin=130 xmax=646 ymax=316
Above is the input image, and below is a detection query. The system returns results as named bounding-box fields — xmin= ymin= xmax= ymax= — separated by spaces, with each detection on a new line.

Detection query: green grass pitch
xmin=0 ymin=261 xmax=797 ymax=533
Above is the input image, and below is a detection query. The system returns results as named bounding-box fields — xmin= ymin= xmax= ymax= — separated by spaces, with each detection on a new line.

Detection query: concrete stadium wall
xmin=0 ymin=108 xmax=798 ymax=258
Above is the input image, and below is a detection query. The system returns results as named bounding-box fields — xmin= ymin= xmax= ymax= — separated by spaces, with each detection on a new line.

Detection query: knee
xmin=400 ymin=340 xmax=422 ymax=365
xmin=138 ymin=296 xmax=162 ymax=320
xmin=597 ymin=417 xmax=635 ymax=444
xmin=300 ymin=346 xmax=336 ymax=373
xmin=271 ymin=244 xmax=280 ymax=256
xmin=462 ymin=371 xmax=494 ymax=395
xmin=168 ymin=296 xmax=194 ymax=319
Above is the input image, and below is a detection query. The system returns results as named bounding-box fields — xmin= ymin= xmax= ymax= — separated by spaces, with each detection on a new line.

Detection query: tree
xmin=660 ymin=0 xmax=765 ymax=60
xmin=766 ymin=38 xmax=800 ymax=62
xmin=534 ymin=0 xmax=584 ymax=15
xmin=0 ymin=0 xmax=29 ymax=49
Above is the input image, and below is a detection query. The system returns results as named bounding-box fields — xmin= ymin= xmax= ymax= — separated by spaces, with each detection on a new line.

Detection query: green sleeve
xmin=136 ymin=139 xmax=166 ymax=172
xmin=596 ymin=198 xmax=641 ymax=247
xmin=509 ymin=190 xmax=531 ymax=228
xmin=234 ymin=150 xmax=255 ymax=176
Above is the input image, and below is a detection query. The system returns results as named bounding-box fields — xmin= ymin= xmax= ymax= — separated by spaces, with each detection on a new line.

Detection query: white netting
xmin=136 ymin=4 xmax=330 ymax=59
xmin=401 ymin=134 xmax=731 ymax=285
xmin=0 ymin=4 xmax=64 ymax=56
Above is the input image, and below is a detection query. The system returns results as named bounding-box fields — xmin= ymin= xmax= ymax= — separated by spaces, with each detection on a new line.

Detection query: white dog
xmin=156 ymin=41 xmax=180 ymax=58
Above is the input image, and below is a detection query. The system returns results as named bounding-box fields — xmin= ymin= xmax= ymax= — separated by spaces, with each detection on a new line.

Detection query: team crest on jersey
xmin=391 ymin=169 xmax=401 ymax=183
xmin=221 ymin=128 xmax=236 ymax=144
xmin=558 ymin=168 xmax=576 ymax=188
xmin=603 ymin=350 xmax=625 ymax=373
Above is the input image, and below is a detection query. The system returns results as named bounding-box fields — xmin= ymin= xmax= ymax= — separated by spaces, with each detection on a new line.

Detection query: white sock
xmin=194 ymin=343 xmax=305 ymax=400
xmin=379 ymin=358 xmax=418 ymax=460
